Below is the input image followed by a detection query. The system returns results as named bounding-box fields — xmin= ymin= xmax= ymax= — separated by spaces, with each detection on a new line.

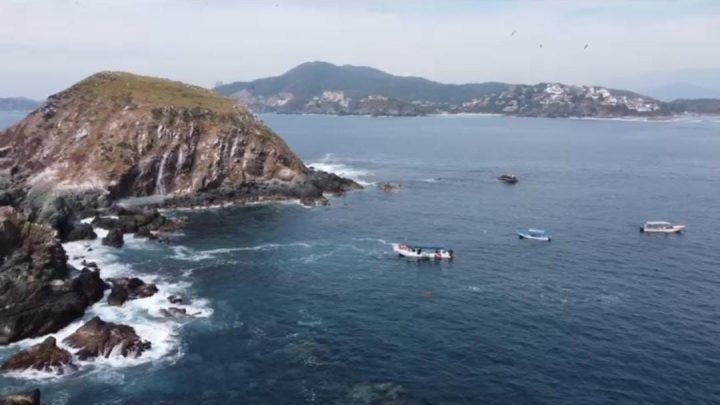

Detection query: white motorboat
xmin=517 ymin=228 xmax=551 ymax=242
xmin=392 ymin=243 xmax=454 ymax=260
xmin=640 ymin=221 xmax=686 ymax=234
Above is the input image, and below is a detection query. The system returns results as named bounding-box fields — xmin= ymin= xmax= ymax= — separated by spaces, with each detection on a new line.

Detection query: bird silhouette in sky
xmin=511 ymin=30 xmax=516 ymax=36
xmin=584 ymin=43 xmax=589 ymax=49
xmin=539 ymin=44 xmax=543 ymax=48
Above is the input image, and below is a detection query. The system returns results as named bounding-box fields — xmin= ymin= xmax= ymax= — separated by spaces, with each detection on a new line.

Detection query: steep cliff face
xmin=0 ymin=72 xmax=354 ymax=212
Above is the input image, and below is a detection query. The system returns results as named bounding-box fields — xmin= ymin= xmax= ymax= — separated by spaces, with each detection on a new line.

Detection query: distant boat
xmin=498 ymin=174 xmax=519 ymax=184
xmin=517 ymin=228 xmax=551 ymax=242
xmin=640 ymin=221 xmax=686 ymax=234
xmin=392 ymin=243 xmax=454 ymax=260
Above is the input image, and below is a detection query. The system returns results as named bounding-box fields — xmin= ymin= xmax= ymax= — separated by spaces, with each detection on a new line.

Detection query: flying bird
xmin=584 ymin=43 xmax=589 ymax=49
xmin=539 ymin=44 xmax=543 ymax=48
xmin=511 ymin=30 xmax=516 ymax=36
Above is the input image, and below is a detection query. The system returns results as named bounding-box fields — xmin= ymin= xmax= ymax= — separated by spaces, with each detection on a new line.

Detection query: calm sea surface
xmin=1 ymin=112 xmax=719 ymax=404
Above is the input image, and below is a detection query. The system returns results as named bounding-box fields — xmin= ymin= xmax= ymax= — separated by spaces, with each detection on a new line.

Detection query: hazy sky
xmin=1 ymin=0 xmax=719 ymax=98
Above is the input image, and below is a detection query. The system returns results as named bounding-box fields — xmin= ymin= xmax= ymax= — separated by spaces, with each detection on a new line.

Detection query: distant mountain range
xmin=644 ymin=83 xmax=720 ymax=102
xmin=612 ymin=69 xmax=720 ymax=101
xmin=0 ymin=97 xmax=41 ymax=111
xmin=215 ymin=62 xmax=720 ymax=118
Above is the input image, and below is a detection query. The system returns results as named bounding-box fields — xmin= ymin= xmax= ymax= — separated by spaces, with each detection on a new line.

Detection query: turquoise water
xmin=1 ymin=113 xmax=720 ymax=404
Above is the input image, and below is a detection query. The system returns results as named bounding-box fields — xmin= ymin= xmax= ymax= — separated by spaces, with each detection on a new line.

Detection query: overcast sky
xmin=1 ymin=0 xmax=719 ymax=98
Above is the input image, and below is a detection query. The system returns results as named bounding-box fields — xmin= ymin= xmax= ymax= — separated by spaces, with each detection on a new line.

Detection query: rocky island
xmin=215 ymin=61 xmax=720 ymax=118
xmin=1 ymin=71 xmax=359 ymax=217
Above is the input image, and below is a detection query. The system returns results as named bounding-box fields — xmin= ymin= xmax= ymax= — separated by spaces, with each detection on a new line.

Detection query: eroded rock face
xmin=106 ymin=277 xmax=158 ymax=307
xmin=0 ymin=207 xmax=105 ymax=345
xmin=0 ymin=389 xmax=40 ymax=405
xmin=1 ymin=337 xmax=77 ymax=375
xmin=63 ymin=316 xmax=151 ymax=360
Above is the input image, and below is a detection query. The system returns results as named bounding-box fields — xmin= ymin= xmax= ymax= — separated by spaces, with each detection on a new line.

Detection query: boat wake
xmin=171 ymin=242 xmax=314 ymax=262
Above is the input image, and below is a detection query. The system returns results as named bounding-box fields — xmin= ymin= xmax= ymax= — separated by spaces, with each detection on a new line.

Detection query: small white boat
xmin=392 ymin=243 xmax=454 ymax=260
xmin=640 ymin=221 xmax=686 ymax=234
xmin=517 ymin=228 xmax=551 ymax=242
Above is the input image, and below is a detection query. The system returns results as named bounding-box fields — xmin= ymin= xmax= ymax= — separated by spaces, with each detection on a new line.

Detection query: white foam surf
xmin=4 ymin=220 xmax=213 ymax=380
xmin=306 ymin=153 xmax=374 ymax=186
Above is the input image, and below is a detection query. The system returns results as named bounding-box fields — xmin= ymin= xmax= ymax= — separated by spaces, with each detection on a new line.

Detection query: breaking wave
xmin=306 ymin=153 xmax=374 ymax=186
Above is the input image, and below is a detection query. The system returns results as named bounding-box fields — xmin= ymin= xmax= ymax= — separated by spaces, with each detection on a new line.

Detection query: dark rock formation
xmin=106 ymin=277 xmax=158 ymax=307
xmin=1 ymin=337 xmax=77 ymax=374
xmin=62 ymin=222 xmax=96 ymax=242
xmin=0 ymin=207 xmax=105 ymax=345
xmin=63 ymin=316 xmax=150 ymax=360
xmin=106 ymin=287 xmax=129 ymax=307
xmin=73 ymin=269 xmax=107 ymax=303
xmin=0 ymin=389 xmax=40 ymax=405
xmin=162 ymin=169 xmax=360 ymax=208
xmin=92 ymin=208 xmax=186 ymax=241
xmin=101 ymin=229 xmax=124 ymax=248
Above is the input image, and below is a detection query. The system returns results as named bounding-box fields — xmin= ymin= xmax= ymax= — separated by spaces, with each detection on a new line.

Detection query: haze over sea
xmin=1 ymin=112 xmax=719 ymax=404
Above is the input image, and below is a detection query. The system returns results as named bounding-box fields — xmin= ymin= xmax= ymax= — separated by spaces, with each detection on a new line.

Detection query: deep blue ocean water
xmin=1 ymin=112 xmax=720 ymax=404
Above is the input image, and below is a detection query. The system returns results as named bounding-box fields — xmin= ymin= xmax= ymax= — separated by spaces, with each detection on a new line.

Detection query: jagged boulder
xmin=0 ymin=207 xmax=105 ymax=345
xmin=106 ymin=277 xmax=158 ymax=307
xmin=1 ymin=337 xmax=77 ymax=375
xmin=62 ymin=222 xmax=96 ymax=242
xmin=63 ymin=317 xmax=150 ymax=360
xmin=0 ymin=389 xmax=40 ymax=405
xmin=101 ymin=229 xmax=124 ymax=248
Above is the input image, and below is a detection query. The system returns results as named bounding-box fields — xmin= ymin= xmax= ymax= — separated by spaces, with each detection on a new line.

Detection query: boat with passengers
xmin=392 ymin=243 xmax=454 ymax=260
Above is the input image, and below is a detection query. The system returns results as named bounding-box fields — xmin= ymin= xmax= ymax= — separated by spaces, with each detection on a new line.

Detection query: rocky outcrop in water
xmin=106 ymin=277 xmax=158 ymax=306
xmin=0 ymin=389 xmax=40 ymax=405
xmin=101 ymin=228 xmax=124 ymax=248
xmin=63 ymin=316 xmax=150 ymax=360
xmin=1 ymin=337 xmax=77 ymax=375
xmin=0 ymin=207 xmax=105 ymax=345
xmin=0 ymin=71 xmax=359 ymax=224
